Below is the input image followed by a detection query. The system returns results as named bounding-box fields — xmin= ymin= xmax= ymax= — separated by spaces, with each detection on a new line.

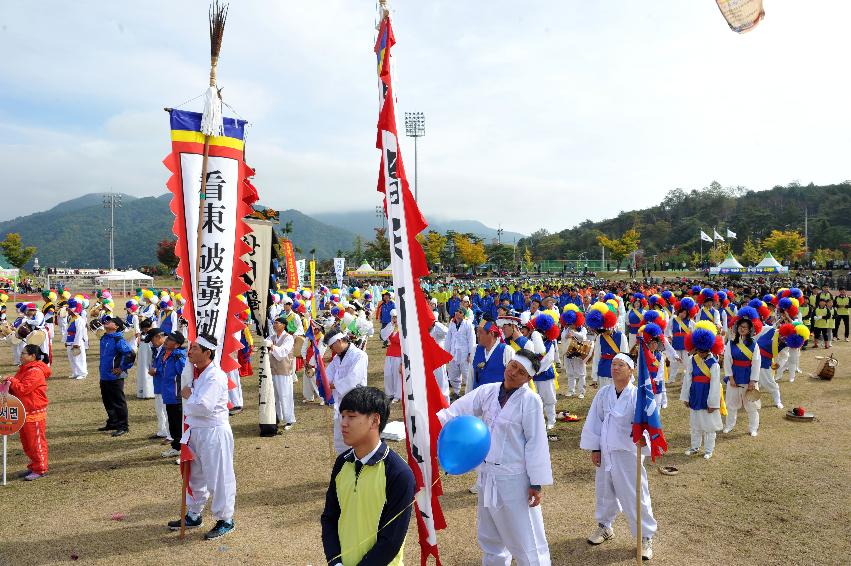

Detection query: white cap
xmin=390 ymin=309 xmax=398 ymax=317
xmin=281 ymin=296 xmax=293 ymax=305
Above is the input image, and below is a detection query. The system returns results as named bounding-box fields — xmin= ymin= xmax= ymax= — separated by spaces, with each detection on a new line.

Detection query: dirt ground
xmin=0 ymin=324 xmax=848 ymax=566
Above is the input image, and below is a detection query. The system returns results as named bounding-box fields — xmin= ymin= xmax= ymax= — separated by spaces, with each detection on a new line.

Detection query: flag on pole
xmin=713 ymin=229 xmax=725 ymax=242
xmin=375 ymin=11 xmax=452 ymax=564
xmin=632 ymin=339 xmax=668 ymax=461
xmin=280 ymin=239 xmax=298 ymax=290
xmin=306 ymin=321 xmax=333 ymax=405
xmin=727 ymin=228 xmax=737 ymax=239
xmin=716 ymin=0 xmax=765 ymax=34
xmin=163 ymin=108 xmax=257 ymax=373
xmin=700 ymin=230 xmax=713 ymax=243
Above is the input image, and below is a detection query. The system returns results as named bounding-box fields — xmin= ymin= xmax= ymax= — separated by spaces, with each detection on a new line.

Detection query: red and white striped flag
xmin=375 ymin=13 xmax=453 ymax=565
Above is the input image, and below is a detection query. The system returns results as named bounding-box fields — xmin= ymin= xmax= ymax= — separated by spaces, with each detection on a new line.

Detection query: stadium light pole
xmin=404 ymin=112 xmax=425 ymax=202
xmin=103 ymin=192 xmax=122 ymax=270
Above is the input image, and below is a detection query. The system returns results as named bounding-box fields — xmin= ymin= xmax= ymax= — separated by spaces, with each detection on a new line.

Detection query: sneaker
xmin=204 ymin=520 xmax=235 ymax=540
xmin=24 ymin=472 xmax=45 ymax=481
xmin=722 ymin=427 xmax=732 ymax=434
xmin=684 ymin=447 xmax=702 ymax=456
xmin=111 ymin=429 xmax=129 ymax=437
xmin=468 ymin=483 xmax=479 ymax=494
xmin=283 ymin=423 xmax=293 ymax=431
xmin=391 ymin=398 xmax=400 ymax=404
xmin=703 ymin=452 xmax=713 ymax=460
xmin=75 ymin=375 xmax=87 ymax=380
xmin=587 ymin=524 xmax=615 ymax=545
xmin=168 ymin=514 xmax=202 ymax=530
xmin=642 ymin=537 xmax=653 ymax=560
xmin=161 ymin=448 xmax=180 ymax=458
xmin=578 ymin=393 xmax=585 ymax=399
xmin=17 ymin=469 xmax=32 ymax=478
xmin=546 ymin=423 xmax=555 ymax=431
xmin=776 ymin=402 xmax=784 ymax=410
xmin=566 ymin=392 xmax=575 ymax=398
xmin=228 ymin=407 xmax=243 ymax=416
xmin=97 ymin=425 xmax=117 ymax=432
xmin=749 ymin=431 xmax=758 ymax=437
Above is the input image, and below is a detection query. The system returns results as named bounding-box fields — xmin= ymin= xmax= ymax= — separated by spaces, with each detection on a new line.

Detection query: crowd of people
xmin=0 ymin=276 xmax=846 ymax=562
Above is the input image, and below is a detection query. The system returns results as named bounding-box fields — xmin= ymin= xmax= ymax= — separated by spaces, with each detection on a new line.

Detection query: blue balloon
xmin=437 ymin=415 xmax=491 ymax=475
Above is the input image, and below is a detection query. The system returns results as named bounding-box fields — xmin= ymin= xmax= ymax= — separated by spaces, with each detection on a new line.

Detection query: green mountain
xmin=0 ymin=194 xmax=358 ymax=268
xmin=518 ymin=182 xmax=851 ymax=262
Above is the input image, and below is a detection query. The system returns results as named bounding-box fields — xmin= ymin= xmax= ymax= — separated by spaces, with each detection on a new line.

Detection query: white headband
xmin=196 ymin=336 xmax=217 ymax=351
xmin=613 ymin=353 xmax=635 ymax=370
xmin=514 ymin=354 xmax=536 ymax=377
xmin=326 ymin=332 xmax=344 ymax=347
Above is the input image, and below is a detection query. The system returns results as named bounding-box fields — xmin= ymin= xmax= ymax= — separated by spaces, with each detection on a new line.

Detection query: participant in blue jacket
xmin=472 ymin=319 xmax=513 ymax=388
xmin=98 ymin=317 xmax=136 ymax=437
xmin=156 ymin=331 xmax=188 ymax=456
xmin=511 ymin=288 xmax=525 ymax=313
xmin=447 ymin=291 xmax=461 ymax=319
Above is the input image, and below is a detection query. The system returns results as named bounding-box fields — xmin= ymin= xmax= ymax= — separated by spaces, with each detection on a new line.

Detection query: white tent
xmin=96 ymin=270 xmax=154 ymax=295
xmin=755 ymin=252 xmax=783 ymax=269
xmin=717 ymin=252 xmax=744 ymax=269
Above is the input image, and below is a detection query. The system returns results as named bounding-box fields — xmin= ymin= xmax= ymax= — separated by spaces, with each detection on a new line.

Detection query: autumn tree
xmin=740 ymin=237 xmax=763 ymax=266
xmin=0 ymin=233 xmax=37 ymax=269
xmin=156 ymin=239 xmax=179 ymax=269
xmin=523 ymin=246 xmax=534 ymax=272
xmin=454 ymin=234 xmax=486 ymax=267
xmin=761 ymin=230 xmax=805 ymax=262
xmin=811 ymin=248 xmax=842 ymax=268
xmin=596 ymin=228 xmax=640 ymax=272
xmin=708 ymin=242 xmax=730 ymax=266
xmin=416 ymin=230 xmax=447 ymax=267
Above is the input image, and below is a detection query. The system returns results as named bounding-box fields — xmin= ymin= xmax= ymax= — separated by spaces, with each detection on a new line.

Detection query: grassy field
xmin=0 ymin=325 xmax=848 ymax=566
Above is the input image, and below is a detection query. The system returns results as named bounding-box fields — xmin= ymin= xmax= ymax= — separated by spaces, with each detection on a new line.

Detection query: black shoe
xmin=98 ymin=425 xmax=117 ymax=432
xmin=111 ymin=429 xmax=129 ymax=437
xmin=228 ymin=407 xmax=243 ymax=416
xmin=204 ymin=520 xmax=235 ymax=540
xmin=168 ymin=514 xmax=202 ymax=530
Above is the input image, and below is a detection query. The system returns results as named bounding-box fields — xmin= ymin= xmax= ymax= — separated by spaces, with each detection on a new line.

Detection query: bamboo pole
xmin=635 ymin=444 xmax=642 ymax=564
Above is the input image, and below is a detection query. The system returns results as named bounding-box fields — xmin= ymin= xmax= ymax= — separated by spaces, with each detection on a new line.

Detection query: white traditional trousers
xmin=186 ymin=425 xmax=236 ymax=521
xmin=595 ymin=451 xmax=657 ymax=538
xmin=272 ymin=373 xmax=296 ymax=424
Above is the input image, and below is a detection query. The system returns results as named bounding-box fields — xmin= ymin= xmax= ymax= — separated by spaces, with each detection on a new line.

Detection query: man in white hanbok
xmin=438 ymin=349 xmax=553 ymax=566
xmin=170 ymin=334 xmax=236 ymax=540
xmin=265 ymin=317 xmax=297 ymax=429
xmin=324 ymin=329 xmax=369 ymax=454
xmin=445 ymin=309 xmax=476 ymax=396
xmin=580 ymin=354 xmax=657 ymax=561
xmin=429 ymin=311 xmax=451 ymax=404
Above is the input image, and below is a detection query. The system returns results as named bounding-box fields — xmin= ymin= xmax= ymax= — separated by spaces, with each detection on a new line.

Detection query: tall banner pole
xmin=635 ymin=446 xmax=642 ymax=565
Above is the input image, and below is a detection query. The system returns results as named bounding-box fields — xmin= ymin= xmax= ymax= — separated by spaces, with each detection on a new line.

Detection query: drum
xmin=814 ymin=355 xmax=837 ymax=380
xmin=58 ymin=306 xmax=68 ymax=319
xmin=26 ymin=328 xmax=47 ymax=347
xmin=88 ymin=318 xmax=104 ymax=332
xmin=0 ymin=322 xmax=13 ymax=338
xmin=629 ymin=342 xmax=639 ymax=359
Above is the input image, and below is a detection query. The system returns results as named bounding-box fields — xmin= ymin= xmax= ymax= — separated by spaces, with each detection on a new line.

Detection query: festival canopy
xmin=755 ymin=252 xmax=784 ymax=269
xmin=347 ymin=262 xmax=392 ymax=278
xmin=96 ymin=269 xmax=154 ymax=283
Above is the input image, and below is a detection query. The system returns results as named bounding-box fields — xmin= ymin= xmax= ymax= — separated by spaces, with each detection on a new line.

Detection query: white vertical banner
xmin=296 ymin=259 xmax=306 ymax=287
xmin=333 ymin=257 xmax=345 ymax=290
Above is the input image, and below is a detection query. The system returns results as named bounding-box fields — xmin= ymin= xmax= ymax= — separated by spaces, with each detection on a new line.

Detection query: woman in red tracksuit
xmin=1 ymin=344 xmax=50 ymax=480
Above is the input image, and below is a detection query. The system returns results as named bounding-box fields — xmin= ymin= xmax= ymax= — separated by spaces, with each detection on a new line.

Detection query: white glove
xmin=264 ymin=339 xmax=273 ymax=349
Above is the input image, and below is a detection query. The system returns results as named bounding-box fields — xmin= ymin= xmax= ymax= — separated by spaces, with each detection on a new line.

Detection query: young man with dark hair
xmin=438 ymin=349 xmax=553 ymax=564
xmin=168 ymin=333 xmax=236 ymax=540
xmin=321 ymin=386 xmax=415 ymax=566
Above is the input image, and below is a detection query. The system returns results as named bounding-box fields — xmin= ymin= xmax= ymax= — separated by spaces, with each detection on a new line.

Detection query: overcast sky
xmin=1 ymin=1 xmax=849 ymax=235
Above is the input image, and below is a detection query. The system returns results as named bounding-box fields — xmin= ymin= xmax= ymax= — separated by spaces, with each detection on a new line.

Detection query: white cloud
xmin=1 ymin=1 xmax=849 ymax=235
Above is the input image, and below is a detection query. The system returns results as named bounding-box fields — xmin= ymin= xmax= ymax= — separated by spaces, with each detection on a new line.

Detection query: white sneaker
xmin=642 ymin=537 xmax=653 ymax=560
xmin=587 ymin=524 xmax=615 ymax=545
xmin=722 ymin=427 xmax=732 ymax=434
xmin=468 ymin=483 xmax=479 ymax=494
xmin=161 ymin=448 xmax=180 ymax=458
xmin=703 ymin=452 xmax=713 ymax=460
xmin=684 ymin=447 xmax=702 ymax=456
xmin=776 ymin=402 xmax=784 ymax=409
xmin=566 ymin=392 xmax=575 ymax=398
xmin=578 ymin=393 xmax=585 ymax=399
xmin=546 ymin=423 xmax=555 ymax=431
xmin=749 ymin=431 xmax=758 ymax=437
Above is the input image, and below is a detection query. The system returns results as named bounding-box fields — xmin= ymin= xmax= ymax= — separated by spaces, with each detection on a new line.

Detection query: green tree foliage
xmin=364 ymin=227 xmax=391 ymax=266
xmin=740 ymin=237 xmax=763 ymax=266
xmin=517 ymin=182 xmax=851 ymax=261
xmin=0 ymin=233 xmax=36 ymax=268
